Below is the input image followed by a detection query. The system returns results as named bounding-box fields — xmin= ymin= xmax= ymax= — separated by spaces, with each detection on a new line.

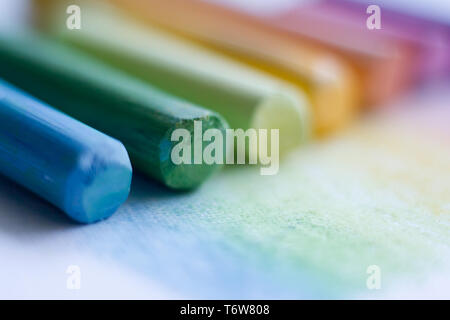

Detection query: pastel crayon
xmin=324 ymin=0 xmax=450 ymax=80
xmin=267 ymin=0 xmax=442 ymax=102
xmin=0 ymin=79 xmax=132 ymax=223
xmin=0 ymin=33 xmax=228 ymax=190
xmin=104 ymin=0 xmax=360 ymax=136
xmin=34 ymin=0 xmax=311 ymax=156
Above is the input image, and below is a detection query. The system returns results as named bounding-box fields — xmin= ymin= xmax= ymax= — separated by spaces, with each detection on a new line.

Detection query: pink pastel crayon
xmin=269 ymin=0 xmax=450 ymax=82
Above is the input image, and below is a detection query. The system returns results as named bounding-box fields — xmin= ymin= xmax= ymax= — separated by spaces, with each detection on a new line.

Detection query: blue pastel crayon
xmin=0 ymin=79 xmax=132 ymax=223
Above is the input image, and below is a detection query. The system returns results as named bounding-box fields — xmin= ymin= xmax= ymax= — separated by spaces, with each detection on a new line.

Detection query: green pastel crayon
xmin=0 ymin=33 xmax=228 ymax=190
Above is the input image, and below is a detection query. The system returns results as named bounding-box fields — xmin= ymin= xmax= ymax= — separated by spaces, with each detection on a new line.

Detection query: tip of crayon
xmin=251 ymin=89 xmax=311 ymax=157
xmin=64 ymin=144 xmax=133 ymax=224
xmin=158 ymin=112 xmax=229 ymax=190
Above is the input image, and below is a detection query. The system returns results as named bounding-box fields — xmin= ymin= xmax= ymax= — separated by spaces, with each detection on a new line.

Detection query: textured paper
xmin=1 ymin=82 xmax=449 ymax=298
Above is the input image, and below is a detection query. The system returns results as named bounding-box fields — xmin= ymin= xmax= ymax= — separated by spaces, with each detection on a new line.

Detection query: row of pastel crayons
xmin=0 ymin=0 xmax=448 ymax=223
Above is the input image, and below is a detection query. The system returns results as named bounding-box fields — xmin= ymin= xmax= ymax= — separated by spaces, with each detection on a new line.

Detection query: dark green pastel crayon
xmin=0 ymin=33 xmax=228 ymax=189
